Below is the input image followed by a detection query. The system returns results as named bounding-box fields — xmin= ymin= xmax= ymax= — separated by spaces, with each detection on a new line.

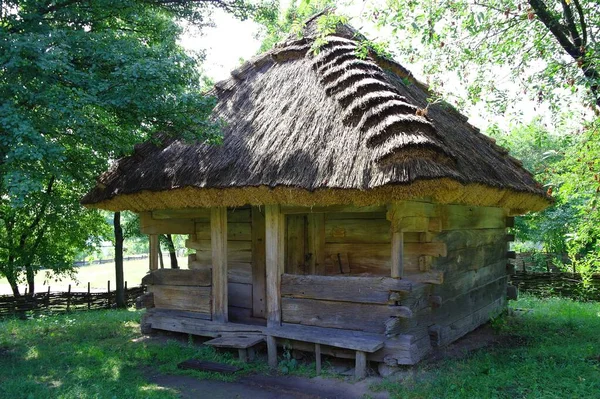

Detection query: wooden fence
xmin=0 ymin=284 xmax=145 ymax=318
xmin=510 ymin=271 xmax=600 ymax=301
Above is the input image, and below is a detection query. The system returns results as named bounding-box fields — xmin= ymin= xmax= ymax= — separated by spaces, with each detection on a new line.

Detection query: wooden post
xmin=265 ymin=205 xmax=284 ymax=328
xmin=87 ymin=282 xmax=91 ymax=310
xmin=387 ymin=204 xmax=405 ymax=279
xmin=251 ymin=207 xmax=267 ymax=318
xmin=46 ymin=286 xmax=51 ymax=309
xmin=267 ymin=335 xmax=278 ymax=368
xmin=355 ymin=350 xmax=367 ymax=380
xmin=124 ymin=281 xmax=128 ymax=305
xmin=315 ymin=343 xmax=322 ymax=375
xmin=149 ymin=235 xmax=159 ymax=271
xmin=66 ymin=284 xmax=72 ymax=312
xmin=211 ymin=207 xmax=228 ymax=323
xmin=307 ymin=214 xmax=325 ymax=275
xmin=107 ymin=280 xmax=111 ymax=308
xmin=391 ymin=228 xmax=404 ymax=278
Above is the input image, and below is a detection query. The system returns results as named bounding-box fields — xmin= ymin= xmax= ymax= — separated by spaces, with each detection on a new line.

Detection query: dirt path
xmin=148 ymin=372 xmax=389 ymax=399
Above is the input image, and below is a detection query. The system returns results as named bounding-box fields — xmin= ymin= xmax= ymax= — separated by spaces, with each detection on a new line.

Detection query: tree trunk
xmin=114 ymin=212 xmax=126 ymax=308
xmin=8 ymin=279 xmax=20 ymax=297
xmin=165 ymin=234 xmax=179 ymax=269
xmin=25 ymin=265 xmax=35 ymax=296
xmin=158 ymin=243 xmax=164 ymax=269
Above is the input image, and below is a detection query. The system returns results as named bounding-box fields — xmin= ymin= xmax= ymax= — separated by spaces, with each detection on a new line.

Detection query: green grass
xmin=0 ymin=309 xmax=270 ymax=399
xmin=372 ymin=295 xmax=600 ymax=399
xmin=1 ymin=297 xmax=599 ymax=398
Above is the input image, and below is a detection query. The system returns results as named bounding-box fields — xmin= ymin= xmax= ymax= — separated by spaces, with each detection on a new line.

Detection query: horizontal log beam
xmin=140 ymin=212 xmax=195 ymax=234
xmin=152 ymin=208 xmax=210 ymax=220
xmin=281 ymin=205 xmax=386 ymax=214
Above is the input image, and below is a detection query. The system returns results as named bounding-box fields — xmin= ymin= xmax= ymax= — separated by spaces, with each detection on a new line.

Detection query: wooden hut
xmin=82 ymin=15 xmax=551 ymax=376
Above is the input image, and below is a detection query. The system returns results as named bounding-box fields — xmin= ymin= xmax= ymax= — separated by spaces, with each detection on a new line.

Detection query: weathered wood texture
xmin=281 ymin=274 xmax=412 ymax=304
xmin=149 ymin=235 xmax=159 ymax=271
xmin=265 ymin=205 xmax=284 ymax=327
xmin=147 ymin=285 xmax=211 ymax=314
xmin=251 ymin=207 xmax=266 ymax=318
xmin=211 ymin=207 xmax=228 ymax=323
xmin=280 ymin=275 xmax=432 ymax=335
xmin=142 ymin=269 xmax=211 ymax=287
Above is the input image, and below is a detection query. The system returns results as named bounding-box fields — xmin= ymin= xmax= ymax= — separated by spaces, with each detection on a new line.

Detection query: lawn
xmin=0 ymin=256 xmax=187 ymax=295
xmin=374 ymin=296 xmax=600 ymax=398
xmin=0 ymin=296 xmax=599 ymax=398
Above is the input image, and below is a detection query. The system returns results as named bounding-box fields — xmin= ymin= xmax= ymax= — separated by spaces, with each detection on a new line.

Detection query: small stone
xmin=378 ymin=363 xmax=400 ymax=378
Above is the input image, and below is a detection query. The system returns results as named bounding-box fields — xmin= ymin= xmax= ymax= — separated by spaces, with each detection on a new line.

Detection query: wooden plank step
xmin=177 ymin=359 xmax=241 ymax=374
xmin=268 ymin=323 xmax=384 ymax=353
xmin=204 ymin=335 xmax=265 ymax=349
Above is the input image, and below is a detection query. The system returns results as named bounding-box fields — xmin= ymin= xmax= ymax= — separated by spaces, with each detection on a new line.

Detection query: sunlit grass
xmin=0 ymin=310 xmax=263 ymax=398
xmin=372 ymin=295 xmax=600 ymax=399
xmin=2 ymin=296 xmax=598 ymax=398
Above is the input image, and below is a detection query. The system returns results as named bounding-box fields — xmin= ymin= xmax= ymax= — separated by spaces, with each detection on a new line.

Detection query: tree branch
xmin=529 ymin=0 xmax=600 ymax=107
xmin=572 ymin=0 xmax=587 ymax=47
xmin=560 ymin=0 xmax=582 ymax=49
xmin=528 ymin=0 xmax=580 ymax=59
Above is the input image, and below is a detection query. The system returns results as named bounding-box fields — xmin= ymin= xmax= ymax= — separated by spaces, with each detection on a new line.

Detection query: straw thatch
xmin=82 ymin=15 xmax=551 ymax=213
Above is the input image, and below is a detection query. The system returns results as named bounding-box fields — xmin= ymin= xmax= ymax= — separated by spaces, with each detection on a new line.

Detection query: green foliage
xmin=370 ymin=0 xmax=600 ymax=111
xmin=0 ymin=0 xmax=272 ymax=295
xmin=254 ymin=0 xmax=339 ymax=52
xmin=277 ymin=342 xmax=298 ymax=374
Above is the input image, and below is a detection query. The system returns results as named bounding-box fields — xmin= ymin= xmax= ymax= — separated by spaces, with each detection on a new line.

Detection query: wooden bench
xmin=266 ymin=324 xmax=384 ymax=380
xmin=204 ymin=335 xmax=265 ymax=362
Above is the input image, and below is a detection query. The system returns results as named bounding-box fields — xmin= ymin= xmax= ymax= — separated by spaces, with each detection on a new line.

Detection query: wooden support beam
xmin=251 ymin=207 xmax=267 ymax=319
xmin=149 ymin=235 xmax=159 ymax=271
xmin=355 ymin=351 xmax=367 ymax=380
xmin=391 ymin=229 xmax=404 ymax=278
xmin=211 ymin=207 xmax=228 ymax=323
xmin=506 ymin=217 xmax=515 ymax=228
xmin=315 ymin=343 xmax=322 ymax=375
xmin=281 ymin=205 xmax=386 ymax=214
xmin=265 ymin=205 xmax=284 ymax=328
xmin=267 ymin=335 xmax=278 ymax=368
xmin=140 ymin=212 xmax=195 ymax=234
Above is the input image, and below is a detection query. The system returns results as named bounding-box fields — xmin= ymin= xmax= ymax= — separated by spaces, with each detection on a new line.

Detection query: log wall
xmin=428 ymin=204 xmax=509 ymax=347
xmin=142 ymin=269 xmax=212 ymax=320
xmin=184 ymin=207 xmax=254 ymax=320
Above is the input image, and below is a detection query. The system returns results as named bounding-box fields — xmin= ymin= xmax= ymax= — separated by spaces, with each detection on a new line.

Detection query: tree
xmin=113 ymin=212 xmax=125 ymax=308
xmin=0 ymin=0 xmax=271 ymax=295
xmin=370 ymin=0 xmax=600 ymax=112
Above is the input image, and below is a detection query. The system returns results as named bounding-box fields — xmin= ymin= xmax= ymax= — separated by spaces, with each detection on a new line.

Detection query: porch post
xmin=149 ymin=235 xmax=159 ymax=271
xmin=211 ymin=207 xmax=228 ymax=323
xmin=265 ymin=204 xmax=284 ymax=328
xmin=387 ymin=204 xmax=404 ymax=278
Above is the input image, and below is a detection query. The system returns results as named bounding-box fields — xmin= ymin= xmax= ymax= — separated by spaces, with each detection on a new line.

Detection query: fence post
xmin=66 ymin=284 xmax=72 ymax=312
xmin=124 ymin=281 xmax=128 ymax=306
xmin=46 ymin=286 xmax=51 ymax=309
xmin=87 ymin=282 xmax=91 ymax=310
xmin=107 ymin=280 xmax=111 ymax=309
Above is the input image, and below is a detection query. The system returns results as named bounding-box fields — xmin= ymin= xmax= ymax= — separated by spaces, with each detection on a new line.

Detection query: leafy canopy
xmin=0 ymin=0 xmax=271 ymax=294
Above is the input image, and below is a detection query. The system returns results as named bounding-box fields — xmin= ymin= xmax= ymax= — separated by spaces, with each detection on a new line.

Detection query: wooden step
xmin=204 ymin=335 xmax=265 ymax=349
xmin=204 ymin=335 xmax=265 ymax=363
xmin=267 ymin=324 xmax=384 ymax=353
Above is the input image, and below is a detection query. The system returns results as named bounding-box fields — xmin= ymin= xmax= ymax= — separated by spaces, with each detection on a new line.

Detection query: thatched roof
xmin=82 ymin=15 xmax=551 ymax=213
